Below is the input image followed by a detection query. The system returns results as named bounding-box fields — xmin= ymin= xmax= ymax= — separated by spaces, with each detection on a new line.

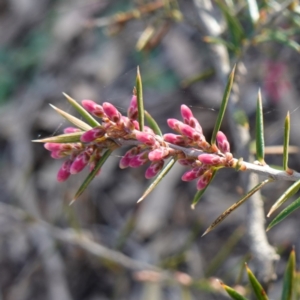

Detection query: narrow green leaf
xmin=267 ymin=197 xmax=300 ymax=231
xmin=254 ymin=31 xmax=300 ymax=52
xmin=191 ymin=170 xmax=217 ymax=210
xmin=246 ymin=0 xmax=259 ymax=25
xmin=267 ymin=179 xmax=300 ymax=217
xmin=215 ymin=0 xmax=245 ymax=48
xmin=246 ymin=264 xmax=269 ymax=300
xmin=220 ymin=281 xmax=248 ymax=300
xmin=283 ymin=111 xmax=290 ymax=170
xmin=202 ymin=179 xmax=271 ymax=236
xmin=211 ymin=66 xmax=236 ymax=145
xmin=136 ymin=66 xmax=145 ymax=132
xmin=255 ymin=89 xmax=265 ymax=163
xmin=203 ymin=36 xmax=236 ymax=51
xmin=63 ymin=93 xmax=100 ymax=127
xmin=145 ymin=110 xmax=162 ymax=136
xmin=137 ymin=158 xmax=176 ymax=203
xmin=32 ymin=132 xmax=83 ymax=143
xmin=71 ymin=149 xmax=112 ymax=204
xmin=49 ymin=104 xmax=92 ymax=131
xmin=281 ymin=249 xmax=296 ymax=300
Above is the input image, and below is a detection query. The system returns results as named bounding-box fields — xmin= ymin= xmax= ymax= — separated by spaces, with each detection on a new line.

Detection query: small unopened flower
xmin=182 ymin=166 xmax=206 ymax=181
xmin=82 ymin=100 xmax=104 ymax=118
xmin=197 ymin=170 xmax=212 ymax=190
xmin=216 ymin=131 xmax=230 ymax=153
xmin=145 ymin=160 xmax=164 ymax=179
xmin=129 ymin=150 xmax=149 ymax=168
xmin=198 ymin=153 xmax=224 ymax=166
xmin=80 ymin=126 xmax=105 ymax=143
xmin=57 ymin=159 xmax=72 ymax=182
xmin=163 ymin=133 xmax=187 ymax=146
xmin=51 ymin=151 xmax=68 ymax=159
xmin=64 ymin=127 xmax=82 ymax=133
xmin=135 ymin=131 xmax=156 ymax=146
xmin=148 ymin=147 xmax=169 ymax=161
xmin=44 ymin=143 xmax=73 ymax=152
xmin=70 ymin=152 xmax=89 ymax=174
xmin=103 ymin=102 xmax=122 ymax=123
xmin=127 ymin=95 xmax=138 ymax=120
xmin=181 ymin=105 xmax=203 ymax=133
xmin=119 ymin=147 xmax=140 ymax=169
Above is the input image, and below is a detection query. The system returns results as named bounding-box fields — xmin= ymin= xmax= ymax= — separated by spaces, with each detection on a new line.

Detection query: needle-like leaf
xmin=71 ymin=149 xmax=112 ymax=204
xmin=283 ymin=111 xmax=290 ymax=171
xmin=145 ymin=110 xmax=162 ymax=136
xmin=255 ymin=89 xmax=265 ymax=164
xmin=32 ymin=132 xmax=83 ymax=143
xmin=137 ymin=158 xmax=176 ymax=203
xmin=191 ymin=170 xmax=217 ymax=209
xmin=219 ymin=281 xmax=248 ymax=300
xmin=211 ymin=65 xmax=236 ymax=146
xmin=281 ymin=248 xmax=295 ymax=300
xmin=202 ymin=179 xmax=271 ymax=236
xmin=267 ymin=179 xmax=300 ymax=217
xmin=246 ymin=264 xmax=269 ymax=300
xmin=49 ymin=104 xmax=92 ymax=131
xmin=267 ymin=197 xmax=300 ymax=231
xmin=62 ymin=93 xmax=100 ymax=127
xmin=136 ymin=66 xmax=145 ymax=132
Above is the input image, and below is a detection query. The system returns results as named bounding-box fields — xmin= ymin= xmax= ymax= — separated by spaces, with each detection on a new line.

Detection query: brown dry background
xmin=1 ymin=0 xmax=300 ymax=299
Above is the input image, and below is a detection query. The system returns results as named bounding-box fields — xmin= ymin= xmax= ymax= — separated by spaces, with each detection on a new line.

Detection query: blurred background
xmin=1 ymin=0 xmax=300 ymax=299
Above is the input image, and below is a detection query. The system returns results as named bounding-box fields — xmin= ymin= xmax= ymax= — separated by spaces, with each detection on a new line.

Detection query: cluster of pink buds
xmin=41 ymin=92 xmax=233 ymax=193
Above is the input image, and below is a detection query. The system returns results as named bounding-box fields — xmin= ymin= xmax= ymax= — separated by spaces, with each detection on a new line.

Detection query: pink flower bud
xmin=80 ymin=127 xmax=105 ymax=143
xmin=64 ymin=127 xmax=81 ymax=133
xmin=51 ymin=151 xmax=68 ymax=159
xmin=189 ymin=117 xmax=203 ymax=134
xmin=127 ymin=95 xmax=138 ymax=120
xmin=145 ymin=160 xmax=164 ymax=179
xmin=178 ymin=158 xmax=195 ymax=166
xmin=196 ymin=170 xmax=212 ymax=190
xmin=103 ymin=102 xmax=122 ymax=123
xmin=178 ymin=123 xmax=196 ymax=139
xmin=163 ymin=133 xmax=186 ymax=146
xmin=144 ymin=126 xmax=155 ymax=135
xmin=181 ymin=105 xmax=194 ymax=124
xmin=198 ymin=153 xmax=223 ymax=165
xmin=44 ymin=143 xmax=72 ymax=152
xmin=216 ymin=131 xmax=230 ymax=153
xmin=135 ymin=131 xmax=156 ymax=146
xmin=82 ymin=100 xmax=104 ymax=118
xmin=129 ymin=151 xmax=149 ymax=168
xmin=181 ymin=167 xmax=206 ymax=181
xmin=70 ymin=152 xmax=89 ymax=174
xmin=167 ymin=118 xmax=180 ymax=131
xmin=132 ymin=120 xmax=140 ymax=130
xmin=57 ymin=160 xmax=72 ymax=182
xmin=119 ymin=147 xmax=140 ymax=169
xmin=148 ymin=147 xmax=169 ymax=161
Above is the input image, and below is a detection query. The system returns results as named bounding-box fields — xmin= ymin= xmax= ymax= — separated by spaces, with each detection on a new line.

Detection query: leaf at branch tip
xmin=202 ymin=179 xmax=271 ymax=236
xmin=49 ymin=104 xmax=92 ymax=131
xmin=137 ymin=158 xmax=176 ymax=203
xmin=136 ymin=66 xmax=145 ymax=132
xmin=267 ymin=197 xmax=300 ymax=231
xmin=267 ymin=179 xmax=300 ymax=217
xmin=255 ymin=89 xmax=265 ymax=164
xmin=219 ymin=280 xmax=248 ymax=300
xmin=211 ymin=65 xmax=236 ymax=146
xmin=246 ymin=264 xmax=269 ymax=300
xmin=62 ymin=93 xmax=100 ymax=127
xmin=70 ymin=149 xmax=112 ymax=205
xmin=144 ymin=110 xmax=162 ymax=136
xmin=281 ymin=248 xmax=295 ymax=300
xmin=283 ymin=111 xmax=290 ymax=171
xmin=191 ymin=170 xmax=217 ymax=210
xmin=32 ymin=132 xmax=83 ymax=143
